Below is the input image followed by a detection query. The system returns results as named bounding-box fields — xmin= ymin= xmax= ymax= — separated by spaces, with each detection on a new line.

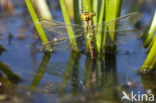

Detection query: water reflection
xmin=29 ymin=51 xmax=51 ymax=91
xmin=59 ymin=51 xmax=122 ymax=102
xmin=141 ymin=71 xmax=156 ymax=95
xmin=0 ymin=61 xmax=31 ymax=103
xmin=30 ymin=50 xmax=126 ymax=102
xmin=0 ymin=0 xmax=155 ymax=103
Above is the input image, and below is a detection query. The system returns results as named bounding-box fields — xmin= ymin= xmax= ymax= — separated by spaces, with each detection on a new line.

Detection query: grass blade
xmin=25 ymin=0 xmax=51 ymax=50
xmin=60 ymin=0 xmax=79 ymax=51
xmin=143 ymin=11 xmax=156 ymax=47
xmin=140 ymin=34 xmax=156 ymax=72
xmin=83 ymin=0 xmax=92 ymax=12
xmin=95 ymin=0 xmax=122 ymax=54
xmin=140 ymin=11 xmax=156 ymax=72
xmin=95 ymin=0 xmax=106 ymax=54
xmin=73 ymin=0 xmax=81 ymax=25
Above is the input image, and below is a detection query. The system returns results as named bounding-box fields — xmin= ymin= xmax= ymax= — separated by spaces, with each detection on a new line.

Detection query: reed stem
xmin=143 ymin=11 xmax=156 ymax=47
xmin=140 ymin=11 xmax=156 ymax=71
xmin=31 ymin=0 xmax=52 ymax=20
xmin=60 ymin=0 xmax=79 ymax=51
xmin=25 ymin=0 xmax=51 ymax=51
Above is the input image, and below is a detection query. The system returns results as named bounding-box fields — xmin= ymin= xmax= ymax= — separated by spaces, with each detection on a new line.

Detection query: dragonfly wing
xmin=101 ymin=29 xmax=143 ymax=46
xmin=42 ymin=33 xmax=86 ymax=52
xmin=93 ymin=12 xmax=143 ymax=46
xmin=37 ymin=19 xmax=85 ymax=39
xmin=115 ymin=29 xmax=143 ymax=44
xmin=46 ymin=62 xmax=68 ymax=77
xmin=37 ymin=19 xmax=87 ymax=51
xmin=94 ymin=12 xmax=143 ymax=32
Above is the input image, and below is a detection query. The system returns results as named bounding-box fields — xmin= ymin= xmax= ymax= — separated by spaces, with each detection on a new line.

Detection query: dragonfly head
xmin=80 ymin=12 xmax=96 ymax=21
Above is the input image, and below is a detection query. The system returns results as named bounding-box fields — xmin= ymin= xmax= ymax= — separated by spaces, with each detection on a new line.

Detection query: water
xmin=0 ymin=0 xmax=156 ymax=103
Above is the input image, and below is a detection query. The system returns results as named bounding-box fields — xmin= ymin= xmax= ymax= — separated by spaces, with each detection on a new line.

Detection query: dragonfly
xmin=38 ymin=12 xmax=143 ymax=58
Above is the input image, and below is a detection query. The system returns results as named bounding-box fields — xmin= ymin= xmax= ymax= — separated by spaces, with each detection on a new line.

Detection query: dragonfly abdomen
xmin=87 ymin=34 xmax=96 ymax=58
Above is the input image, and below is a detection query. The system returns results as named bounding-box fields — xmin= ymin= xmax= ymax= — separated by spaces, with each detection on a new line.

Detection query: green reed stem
xmin=73 ymin=0 xmax=81 ymax=25
xmin=31 ymin=0 xmax=52 ymax=20
xmin=60 ymin=0 xmax=79 ymax=51
xmin=95 ymin=0 xmax=122 ymax=54
xmin=140 ymin=33 xmax=156 ymax=71
xmin=140 ymin=11 xmax=156 ymax=71
xmin=25 ymin=0 xmax=51 ymax=51
xmin=105 ymin=0 xmax=122 ymax=39
xmin=92 ymin=0 xmax=101 ymax=25
xmin=82 ymin=0 xmax=93 ymax=50
xmin=0 ymin=61 xmax=22 ymax=82
xmin=95 ymin=0 xmax=106 ymax=54
xmin=143 ymin=11 xmax=156 ymax=47
xmin=83 ymin=0 xmax=92 ymax=12
xmin=79 ymin=0 xmax=83 ymax=14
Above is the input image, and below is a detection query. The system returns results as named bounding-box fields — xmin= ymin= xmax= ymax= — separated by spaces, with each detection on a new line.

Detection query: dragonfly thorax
xmin=80 ymin=12 xmax=95 ymax=21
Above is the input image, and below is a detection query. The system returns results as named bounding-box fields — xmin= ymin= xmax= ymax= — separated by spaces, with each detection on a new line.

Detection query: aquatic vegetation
xmin=31 ymin=0 xmax=52 ymax=20
xmin=60 ymin=0 xmax=79 ymax=51
xmin=39 ymin=12 xmax=143 ymax=58
xmin=29 ymin=51 xmax=51 ymax=91
xmin=1 ymin=0 xmax=156 ymax=103
xmin=0 ymin=62 xmax=22 ymax=83
xmin=140 ymin=11 xmax=156 ymax=72
xmin=25 ymin=0 xmax=143 ymax=58
xmin=25 ymin=0 xmax=51 ymax=50
xmin=143 ymin=11 xmax=156 ymax=47
xmin=0 ymin=45 xmax=6 ymax=55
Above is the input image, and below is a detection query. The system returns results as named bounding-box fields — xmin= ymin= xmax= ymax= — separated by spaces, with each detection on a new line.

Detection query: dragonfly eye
xmin=81 ymin=12 xmax=96 ymax=21
xmin=81 ymin=14 xmax=89 ymax=21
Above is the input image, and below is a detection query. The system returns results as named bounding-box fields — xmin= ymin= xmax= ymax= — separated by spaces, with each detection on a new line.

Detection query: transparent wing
xmin=93 ymin=12 xmax=143 ymax=32
xmin=115 ymin=29 xmax=143 ymax=44
xmin=38 ymin=82 xmax=60 ymax=94
xmin=93 ymin=12 xmax=143 ymax=46
xmin=42 ymin=33 xmax=86 ymax=52
xmin=37 ymin=19 xmax=87 ymax=51
xmin=46 ymin=62 xmax=67 ymax=77
xmin=94 ymin=29 xmax=143 ymax=56
xmin=100 ymin=29 xmax=143 ymax=47
xmin=37 ymin=19 xmax=85 ymax=37
xmin=37 ymin=12 xmax=143 ymax=52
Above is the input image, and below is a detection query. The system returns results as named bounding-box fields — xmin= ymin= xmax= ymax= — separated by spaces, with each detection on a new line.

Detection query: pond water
xmin=0 ymin=0 xmax=156 ymax=103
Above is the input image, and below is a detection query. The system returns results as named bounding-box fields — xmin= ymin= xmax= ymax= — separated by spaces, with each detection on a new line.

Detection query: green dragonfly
xmin=38 ymin=12 xmax=143 ymax=58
